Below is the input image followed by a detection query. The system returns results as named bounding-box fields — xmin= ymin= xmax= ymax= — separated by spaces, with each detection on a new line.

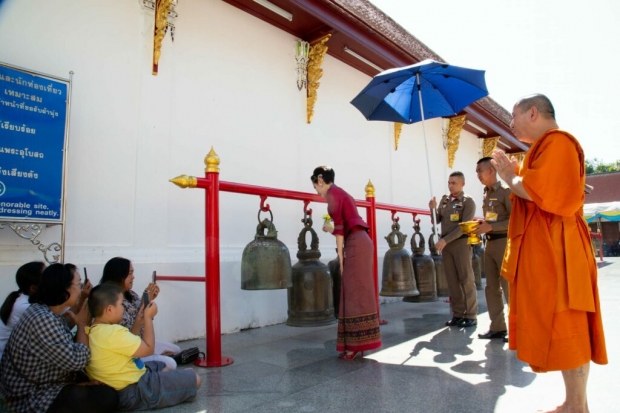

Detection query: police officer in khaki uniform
xmin=474 ymin=157 xmax=512 ymax=340
xmin=429 ymin=171 xmax=478 ymax=328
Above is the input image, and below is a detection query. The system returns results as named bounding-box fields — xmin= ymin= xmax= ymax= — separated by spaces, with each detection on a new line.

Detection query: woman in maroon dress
xmin=311 ymin=166 xmax=381 ymax=359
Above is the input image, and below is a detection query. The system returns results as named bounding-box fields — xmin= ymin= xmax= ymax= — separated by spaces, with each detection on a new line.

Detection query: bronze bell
xmin=404 ymin=221 xmax=437 ymax=303
xmin=429 ymin=232 xmax=450 ymax=297
xmin=471 ymin=243 xmax=483 ymax=290
xmin=241 ymin=212 xmax=292 ymax=290
xmin=380 ymin=220 xmax=419 ymax=297
xmin=327 ymin=249 xmax=341 ymax=319
xmin=287 ymin=215 xmax=336 ymax=327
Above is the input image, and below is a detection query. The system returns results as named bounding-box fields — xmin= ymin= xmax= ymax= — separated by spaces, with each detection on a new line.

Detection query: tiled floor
xmin=162 ymin=257 xmax=618 ymax=413
xmin=2 ymin=259 xmax=616 ymax=413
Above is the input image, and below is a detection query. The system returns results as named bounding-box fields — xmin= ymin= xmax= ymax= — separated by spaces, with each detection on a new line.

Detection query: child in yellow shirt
xmin=86 ymin=284 xmax=201 ymax=411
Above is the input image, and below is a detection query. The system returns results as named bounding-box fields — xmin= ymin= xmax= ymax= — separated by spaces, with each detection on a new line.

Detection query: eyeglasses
xmin=72 ymin=282 xmax=84 ymax=289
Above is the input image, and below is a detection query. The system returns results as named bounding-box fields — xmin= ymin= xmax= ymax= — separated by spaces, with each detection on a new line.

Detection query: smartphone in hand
xmin=142 ymin=290 xmax=149 ymax=308
xmin=152 ymin=270 xmax=156 ymax=284
xmin=83 ymin=267 xmax=88 ymax=283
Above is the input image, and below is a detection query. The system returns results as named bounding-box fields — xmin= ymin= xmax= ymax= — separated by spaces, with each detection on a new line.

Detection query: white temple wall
xmin=0 ymin=0 xmax=487 ymax=341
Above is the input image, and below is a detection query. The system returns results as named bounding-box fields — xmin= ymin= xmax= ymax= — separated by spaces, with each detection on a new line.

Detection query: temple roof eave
xmin=223 ymin=0 xmax=526 ymax=151
xmin=319 ymin=0 xmax=526 ymax=151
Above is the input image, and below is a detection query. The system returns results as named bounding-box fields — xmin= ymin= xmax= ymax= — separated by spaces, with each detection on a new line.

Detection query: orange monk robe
xmin=501 ymin=129 xmax=607 ymax=372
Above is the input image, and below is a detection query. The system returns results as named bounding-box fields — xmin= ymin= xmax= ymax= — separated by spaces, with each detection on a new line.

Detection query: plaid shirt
xmin=0 ymin=304 xmax=89 ymax=413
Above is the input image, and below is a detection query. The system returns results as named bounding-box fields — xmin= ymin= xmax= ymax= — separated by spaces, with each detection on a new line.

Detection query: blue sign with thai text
xmin=0 ymin=63 xmax=68 ymax=222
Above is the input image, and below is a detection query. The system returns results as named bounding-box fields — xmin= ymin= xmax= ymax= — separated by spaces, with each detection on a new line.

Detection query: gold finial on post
xmin=204 ymin=147 xmax=220 ymax=173
xmin=365 ymin=180 xmax=375 ymax=198
xmin=169 ymin=175 xmax=197 ymax=188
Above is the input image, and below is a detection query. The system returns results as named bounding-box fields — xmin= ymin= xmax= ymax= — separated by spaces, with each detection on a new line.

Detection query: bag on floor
xmin=173 ymin=347 xmax=204 ymax=365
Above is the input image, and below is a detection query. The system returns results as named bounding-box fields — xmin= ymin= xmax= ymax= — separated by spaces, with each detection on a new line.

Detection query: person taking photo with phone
xmin=99 ymin=257 xmax=180 ymax=370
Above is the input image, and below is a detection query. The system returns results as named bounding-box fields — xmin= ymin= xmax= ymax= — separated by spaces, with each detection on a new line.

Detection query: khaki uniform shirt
xmin=434 ymin=192 xmax=476 ymax=243
xmin=482 ymin=181 xmax=512 ymax=233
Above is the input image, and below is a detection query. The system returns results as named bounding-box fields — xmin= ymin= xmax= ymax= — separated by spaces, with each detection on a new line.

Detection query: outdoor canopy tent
xmin=583 ymin=202 xmax=620 ymax=223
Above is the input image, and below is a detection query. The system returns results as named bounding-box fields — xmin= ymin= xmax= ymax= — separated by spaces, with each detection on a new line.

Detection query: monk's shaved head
xmin=516 ymin=94 xmax=555 ymax=120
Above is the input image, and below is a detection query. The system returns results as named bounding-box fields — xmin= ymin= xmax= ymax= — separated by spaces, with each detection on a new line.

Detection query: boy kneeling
xmin=86 ymin=284 xmax=201 ymax=410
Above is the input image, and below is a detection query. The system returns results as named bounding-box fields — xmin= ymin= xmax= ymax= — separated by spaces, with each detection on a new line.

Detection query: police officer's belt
xmin=486 ymin=233 xmax=507 ymax=241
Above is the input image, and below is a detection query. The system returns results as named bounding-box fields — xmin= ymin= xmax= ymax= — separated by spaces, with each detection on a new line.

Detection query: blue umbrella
xmin=350 ymin=59 xmax=489 ymax=236
xmin=350 ymin=59 xmax=488 ymax=124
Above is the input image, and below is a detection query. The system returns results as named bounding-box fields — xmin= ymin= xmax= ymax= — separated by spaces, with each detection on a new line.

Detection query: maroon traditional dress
xmin=327 ymin=185 xmax=381 ymax=352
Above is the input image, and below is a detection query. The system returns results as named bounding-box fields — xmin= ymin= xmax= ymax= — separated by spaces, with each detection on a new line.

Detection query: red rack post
xmin=167 ymin=150 xmax=436 ymax=366
xmin=196 ymin=149 xmax=233 ymax=367
xmin=590 ymin=232 xmax=604 ymax=263
xmin=365 ymin=181 xmax=386 ymax=325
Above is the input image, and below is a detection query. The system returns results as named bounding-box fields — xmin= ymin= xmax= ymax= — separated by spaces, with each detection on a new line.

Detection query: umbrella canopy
xmin=350 ymin=59 xmax=488 ymax=124
xmin=583 ymin=202 xmax=620 ymax=223
xmin=350 ymin=60 xmax=489 ymax=238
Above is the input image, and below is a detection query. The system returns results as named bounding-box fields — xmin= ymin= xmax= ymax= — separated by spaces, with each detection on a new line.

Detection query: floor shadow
xmin=451 ymin=341 xmax=537 ymax=387
xmin=409 ymin=326 xmax=474 ymax=363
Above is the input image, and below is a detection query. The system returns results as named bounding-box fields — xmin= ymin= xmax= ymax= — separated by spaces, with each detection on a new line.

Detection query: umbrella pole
xmin=416 ymin=73 xmax=439 ymax=238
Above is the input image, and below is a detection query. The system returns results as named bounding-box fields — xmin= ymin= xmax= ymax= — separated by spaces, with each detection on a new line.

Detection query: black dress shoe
xmin=478 ymin=330 xmax=507 ymax=339
xmin=445 ymin=317 xmax=463 ymax=326
xmin=458 ymin=318 xmax=477 ymax=328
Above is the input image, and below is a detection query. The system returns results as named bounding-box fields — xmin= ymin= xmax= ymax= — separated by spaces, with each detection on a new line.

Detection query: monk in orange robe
xmin=492 ymin=94 xmax=607 ymax=413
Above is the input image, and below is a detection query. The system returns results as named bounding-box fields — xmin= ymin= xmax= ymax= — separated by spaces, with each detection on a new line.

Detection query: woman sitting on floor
xmin=0 ymin=263 xmax=118 ymax=413
xmin=99 ymin=257 xmax=180 ymax=370
xmin=0 ymin=261 xmax=45 ymax=360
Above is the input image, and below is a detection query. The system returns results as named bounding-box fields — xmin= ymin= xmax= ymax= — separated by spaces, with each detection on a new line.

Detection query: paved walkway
xmin=163 ymin=257 xmax=618 ymax=413
xmin=3 ymin=259 xmax=615 ymax=413
xmin=162 ymin=258 xmax=620 ymax=413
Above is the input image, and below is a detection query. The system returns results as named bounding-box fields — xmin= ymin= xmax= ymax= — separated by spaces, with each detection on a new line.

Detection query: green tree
xmin=585 ymin=158 xmax=620 ymax=175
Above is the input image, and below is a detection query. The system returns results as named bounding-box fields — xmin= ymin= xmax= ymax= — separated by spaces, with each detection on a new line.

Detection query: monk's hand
xmin=322 ymin=224 xmax=333 ymax=233
xmin=435 ymin=238 xmax=447 ymax=254
xmin=474 ymin=220 xmax=493 ymax=235
xmin=491 ymin=149 xmax=518 ymax=183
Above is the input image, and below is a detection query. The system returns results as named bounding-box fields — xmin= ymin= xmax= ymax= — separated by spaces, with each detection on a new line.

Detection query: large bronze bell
xmin=380 ymin=220 xmax=419 ymax=297
xmin=404 ymin=221 xmax=437 ymax=303
xmin=327 ymin=249 xmax=341 ymax=319
xmin=472 ymin=244 xmax=483 ymax=290
xmin=241 ymin=211 xmax=292 ymax=290
xmin=287 ymin=215 xmax=336 ymax=327
xmin=429 ymin=232 xmax=450 ymax=297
